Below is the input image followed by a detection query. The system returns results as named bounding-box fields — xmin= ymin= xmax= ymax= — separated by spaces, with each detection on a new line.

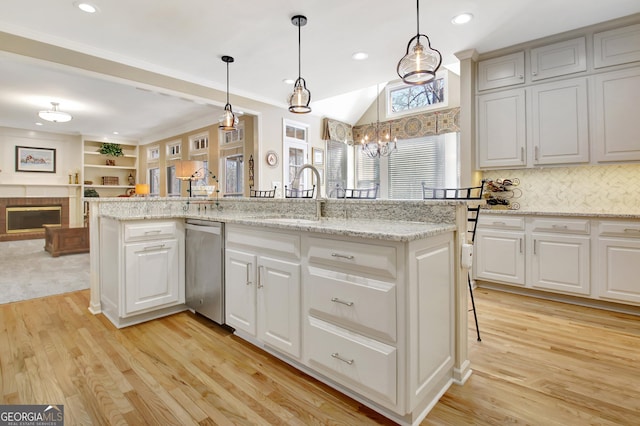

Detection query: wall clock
xmin=266 ymin=150 xmax=279 ymax=167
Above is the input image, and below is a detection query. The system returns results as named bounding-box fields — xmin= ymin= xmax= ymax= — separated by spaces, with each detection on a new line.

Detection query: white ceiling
xmin=0 ymin=0 xmax=639 ymax=142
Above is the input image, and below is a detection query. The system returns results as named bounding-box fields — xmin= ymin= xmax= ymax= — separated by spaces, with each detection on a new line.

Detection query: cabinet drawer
xmin=306 ymin=269 xmax=396 ymax=342
xmin=124 ymin=221 xmax=176 ymax=242
xmin=531 ymin=218 xmax=590 ymax=234
xmin=598 ymin=221 xmax=640 ymax=238
xmin=306 ymin=237 xmax=396 ymax=279
xmin=306 ymin=317 xmax=397 ymax=406
xmin=477 ymin=215 xmax=524 ymax=230
xmin=226 ymin=225 xmax=300 ymax=259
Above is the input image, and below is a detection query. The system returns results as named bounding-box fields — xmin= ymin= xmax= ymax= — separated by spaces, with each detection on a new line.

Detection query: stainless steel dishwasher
xmin=185 ymin=220 xmax=224 ymax=324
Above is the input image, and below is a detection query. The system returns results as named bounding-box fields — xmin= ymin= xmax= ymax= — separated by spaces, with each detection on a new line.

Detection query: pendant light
xmin=288 ymin=15 xmax=311 ymax=114
xmin=397 ymin=0 xmax=442 ymax=85
xmin=38 ymin=102 xmax=72 ymax=123
xmin=219 ymin=55 xmax=238 ymax=131
xmin=360 ymin=84 xmax=397 ymax=158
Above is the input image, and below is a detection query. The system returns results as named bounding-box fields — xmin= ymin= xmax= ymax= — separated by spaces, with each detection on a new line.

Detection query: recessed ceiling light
xmin=451 ymin=13 xmax=473 ymax=25
xmin=282 ymin=78 xmax=295 ymax=85
xmin=74 ymin=2 xmax=98 ymax=13
xmin=113 ymin=131 xmax=119 ymax=135
xmin=352 ymin=52 xmax=369 ymax=61
xmin=35 ymin=122 xmax=43 ymax=126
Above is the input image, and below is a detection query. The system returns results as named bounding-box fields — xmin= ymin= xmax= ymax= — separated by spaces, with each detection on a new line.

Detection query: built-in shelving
xmin=82 ymin=140 xmax=138 ymax=197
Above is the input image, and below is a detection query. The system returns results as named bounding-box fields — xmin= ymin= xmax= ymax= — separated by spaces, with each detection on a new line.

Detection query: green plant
xmin=99 ymin=143 xmax=124 ymax=157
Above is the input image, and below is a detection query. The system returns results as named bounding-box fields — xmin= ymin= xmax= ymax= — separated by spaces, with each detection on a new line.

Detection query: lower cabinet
xmin=99 ymin=218 xmax=185 ymax=328
xmin=225 ymin=225 xmax=301 ymax=359
xmin=225 ymin=224 xmax=456 ymax=424
xmin=476 ymin=214 xmax=640 ymax=306
xmin=596 ymin=221 xmax=640 ymax=304
xmin=474 ymin=216 xmax=526 ymax=286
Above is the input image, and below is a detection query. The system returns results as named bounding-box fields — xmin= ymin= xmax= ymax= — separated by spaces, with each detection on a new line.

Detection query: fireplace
xmin=0 ymin=198 xmax=69 ymax=241
xmin=6 ymin=206 xmax=62 ymax=233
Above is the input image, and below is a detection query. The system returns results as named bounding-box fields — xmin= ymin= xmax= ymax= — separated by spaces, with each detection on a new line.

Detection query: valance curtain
xmin=322 ymin=118 xmax=354 ymax=143
xmin=352 ymin=107 xmax=460 ymax=142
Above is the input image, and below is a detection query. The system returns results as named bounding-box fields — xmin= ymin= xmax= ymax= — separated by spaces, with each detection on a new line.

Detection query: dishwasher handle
xmin=185 ymin=223 xmax=222 ymax=235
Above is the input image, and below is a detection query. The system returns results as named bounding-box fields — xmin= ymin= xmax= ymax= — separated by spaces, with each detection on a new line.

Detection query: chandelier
xmin=360 ymin=85 xmax=397 ymax=158
xmin=397 ymin=0 xmax=442 ymax=85
xmin=38 ymin=102 xmax=72 ymax=123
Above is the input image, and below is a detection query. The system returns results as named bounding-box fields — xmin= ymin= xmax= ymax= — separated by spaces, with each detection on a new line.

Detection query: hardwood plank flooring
xmin=1 ymin=288 xmax=639 ymax=425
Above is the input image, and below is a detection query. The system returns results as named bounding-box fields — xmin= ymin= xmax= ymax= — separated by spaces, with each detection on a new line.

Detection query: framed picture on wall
xmin=15 ymin=146 xmax=56 ymax=173
xmin=312 ymin=147 xmax=324 ymax=165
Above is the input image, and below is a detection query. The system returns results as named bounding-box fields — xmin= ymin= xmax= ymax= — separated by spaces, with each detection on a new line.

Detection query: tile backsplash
xmin=482 ymin=164 xmax=640 ymax=214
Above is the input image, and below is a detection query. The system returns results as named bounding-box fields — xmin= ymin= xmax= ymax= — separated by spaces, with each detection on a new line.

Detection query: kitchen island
xmin=86 ymin=196 xmax=477 ymax=425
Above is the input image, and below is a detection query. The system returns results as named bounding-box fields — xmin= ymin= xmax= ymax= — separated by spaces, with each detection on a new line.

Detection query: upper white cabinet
xmin=530 ymin=37 xmax=586 ymax=81
xmin=529 ymin=78 xmax=589 ymax=165
xmin=594 ymin=23 xmax=640 ymax=68
xmin=477 ymin=51 xmax=525 ymax=91
xmin=477 ymin=88 xmax=526 ymax=169
xmin=593 ymin=67 xmax=640 ymax=162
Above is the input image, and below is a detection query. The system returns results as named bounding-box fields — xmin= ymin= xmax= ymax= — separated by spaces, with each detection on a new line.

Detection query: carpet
xmin=0 ymin=239 xmax=90 ymax=304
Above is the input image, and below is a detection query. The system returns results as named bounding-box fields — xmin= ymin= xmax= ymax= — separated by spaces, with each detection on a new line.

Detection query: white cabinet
xmin=99 ymin=218 xmax=185 ymax=328
xmin=124 ymin=239 xmax=181 ymax=314
xmin=477 ymin=51 xmax=525 ymax=91
xmin=529 ymin=78 xmax=589 ymax=164
xmin=593 ymin=67 xmax=640 ymax=162
xmin=594 ymin=23 xmax=640 ymax=69
xmin=529 ymin=218 xmax=591 ymax=296
xmin=596 ymin=221 xmax=640 ymax=305
xmin=477 ymin=88 xmax=526 ymax=168
xmin=225 ymin=225 xmax=301 ymax=359
xmin=474 ymin=216 xmax=526 ymax=286
xmin=530 ymin=37 xmax=586 ymax=81
xmin=302 ymin=231 xmax=455 ymax=416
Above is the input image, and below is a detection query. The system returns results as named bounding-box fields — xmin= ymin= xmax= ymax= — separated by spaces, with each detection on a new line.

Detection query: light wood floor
xmin=1 ymin=288 xmax=639 ymax=425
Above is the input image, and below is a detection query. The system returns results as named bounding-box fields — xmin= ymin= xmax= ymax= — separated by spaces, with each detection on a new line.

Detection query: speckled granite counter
xmin=88 ymin=197 xmax=469 ymax=242
xmin=479 ymin=208 xmax=640 ymax=220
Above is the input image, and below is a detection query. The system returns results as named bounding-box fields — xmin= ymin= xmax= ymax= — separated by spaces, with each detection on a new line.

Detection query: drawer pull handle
xmin=331 ymin=353 xmax=354 ymax=365
xmin=257 ymin=265 xmax=263 ymax=289
xmin=331 ymin=253 xmax=354 ymax=260
xmin=144 ymin=230 xmax=162 ymax=235
xmin=624 ymin=228 xmax=640 ymax=233
xmin=331 ymin=297 xmax=354 ymax=307
xmin=143 ymin=244 xmax=165 ymax=251
xmin=552 ymin=224 xmax=568 ymax=229
xmin=246 ymin=263 xmax=252 ymax=286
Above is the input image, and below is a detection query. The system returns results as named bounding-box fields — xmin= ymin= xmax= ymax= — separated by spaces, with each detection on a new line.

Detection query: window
xmin=283 ymin=120 xmax=309 ymax=189
xmin=351 ymin=133 xmax=459 ymax=199
xmin=190 ymin=133 xmax=209 ymax=151
xmin=166 ymin=165 xmax=181 ymax=197
xmin=222 ymin=122 xmax=244 ymax=145
xmin=326 ymin=140 xmax=348 ymax=196
xmin=166 ymin=141 xmax=181 ymax=158
xmin=386 ymin=71 xmax=448 ymax=117
xmin=148 ymin=167 xmax=160 ymax=196
xmin=224 ymin=154 xmax=244 ymax=195
xmin=147 ymin=146 xmax=160 ymax=161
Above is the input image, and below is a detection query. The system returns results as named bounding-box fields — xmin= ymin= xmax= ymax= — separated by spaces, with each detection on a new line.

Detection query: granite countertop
xmin=218 ymin=216 xmax=457 ymax=242
xmin=479 ymin=208 xmax=640 ymax=220
xmin=101 ymin=210 xmax=456 ymax=242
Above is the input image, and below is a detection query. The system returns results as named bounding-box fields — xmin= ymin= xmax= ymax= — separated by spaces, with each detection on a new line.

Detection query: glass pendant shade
xmin=288 ymin=15 xmax=311 ymax=114
xmin=288 ymin=78 xmax=311 ymax=113
xmin=397 ymin=34 xmax=442 ymax=84
xmin=397 ymin=0 xmax=442 ymax=85
xmin=219 ymin=55 xmax=237 ymax=131
xmin=38 ymin=102 xmax=72 ymax=123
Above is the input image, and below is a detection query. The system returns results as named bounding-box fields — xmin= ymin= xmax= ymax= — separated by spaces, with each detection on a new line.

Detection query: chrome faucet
xmin=291 ymin=163 xmax=322 ymax=199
